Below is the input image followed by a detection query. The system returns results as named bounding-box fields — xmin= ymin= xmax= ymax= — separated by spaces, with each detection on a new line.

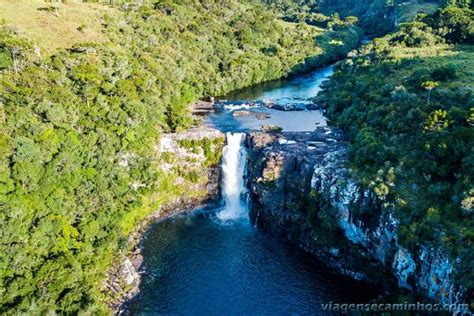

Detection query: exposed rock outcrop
xmin=246 ymin=128 xmax=390 ymax=283
xmin=192 ymin=100 xmax=216 ymax=116
xmin=246 ymin=127 xmax=468 ymax=310
xmin=105 ymin=126 xmax=225 ymax=313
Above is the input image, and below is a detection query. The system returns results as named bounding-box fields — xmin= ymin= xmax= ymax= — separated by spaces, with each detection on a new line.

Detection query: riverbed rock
xmin=192 ymin=100 xmax=215 ymax=116
xmin=261 ymin=124 xmax=283 ymax=133
xmin=264 ymin=98 xmax=319 ymax=111
xmin=246 ymin=127 xmax=468 ymax=309
xmin=121 ymin=258 xmax=140 ymax=286
xmin=215 ymin=99 xmax=320 ymax=112
xmin=254 ymin=112 xmax=270 ymax=120
xmin=232 ymin=110 xmax=252 ymax=117
xmin=231 ymin=110 xmax=270 ymax=120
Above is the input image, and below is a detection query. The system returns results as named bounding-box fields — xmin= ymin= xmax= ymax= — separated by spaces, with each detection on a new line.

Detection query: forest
xmin=317 ymin=1 xmax=473 ymax=299
xmin=1 ymin=0 xmax=473 ymax=313
xmin=0 ymin=0 xmax=360 ymax=313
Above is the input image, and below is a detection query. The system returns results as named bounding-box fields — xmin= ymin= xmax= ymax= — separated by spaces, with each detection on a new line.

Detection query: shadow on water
xmin=222 ymin=65 xmax=334 ymax=101
xmin=125 ymin=206 xmax=380 ymax=315
xmin=125 ymin=132 xmax=381 ymax=315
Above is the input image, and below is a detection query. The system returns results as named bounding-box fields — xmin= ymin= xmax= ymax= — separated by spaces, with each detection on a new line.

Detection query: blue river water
xmin=125 ymin=67 xmax=380 ymax=315
xmin=125 ymin=207 xmax=378 ymax=315
xmin=205 ymin=66 xmax=333 ymax=132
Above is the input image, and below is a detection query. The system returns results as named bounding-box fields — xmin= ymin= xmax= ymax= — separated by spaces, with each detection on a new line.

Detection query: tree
xmin=421 ymin=80 xmax=439 ymax=105
xmin=441 ymin=0 xmax=472 ymax=8
xmin=428 ymin=5 xmax=474 ymax=43
xmin=424 ymin=109 xmax=450 ymax=133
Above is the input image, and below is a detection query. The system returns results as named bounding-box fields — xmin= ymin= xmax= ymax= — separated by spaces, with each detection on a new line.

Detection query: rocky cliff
xmin=106 ymin=126 xmax=225 ymax=312
xmin=246 ymin=128 xmax=467 ymax=309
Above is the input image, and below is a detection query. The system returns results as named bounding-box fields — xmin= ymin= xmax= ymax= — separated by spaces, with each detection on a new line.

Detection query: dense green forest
xmin=317 ymin=2 xmax=473 ymax=300
xmin=0 ymin=0 xmax=360 ymax=313
xmin=261 ymin=0 xmax=396 ymax=36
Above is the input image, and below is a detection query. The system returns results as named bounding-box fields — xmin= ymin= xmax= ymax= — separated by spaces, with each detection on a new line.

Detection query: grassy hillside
xmin=317 ymin=4 xmax=473 ymax=300
xmin=0 ymin=0 xmax=111 ymax=55
xmin=0 ymin=0 xmax=360 ymax=313
xmin=396 ymin=1 xmax=440 ymax=23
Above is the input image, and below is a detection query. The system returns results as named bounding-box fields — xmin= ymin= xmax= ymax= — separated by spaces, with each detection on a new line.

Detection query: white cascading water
xmin=217 ymin=133 xmax=248 ymax=221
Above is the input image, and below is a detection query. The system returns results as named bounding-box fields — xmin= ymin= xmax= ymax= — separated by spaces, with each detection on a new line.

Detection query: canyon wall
xmin=246 ymin=129 xmax=467 ymax=308
xmin=106 ymin=127 xmax=225 ymax=312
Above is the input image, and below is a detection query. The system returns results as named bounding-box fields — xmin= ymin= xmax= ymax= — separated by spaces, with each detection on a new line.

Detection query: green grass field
xmin=389 ymin=44 xmax=474 ymax=89
xmin=0 ymin=0 xmax=112 ymax=55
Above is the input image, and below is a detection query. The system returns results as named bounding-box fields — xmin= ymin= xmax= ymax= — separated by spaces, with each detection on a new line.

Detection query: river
xmin=205 ymin=65 xmax=333 ymax=132
xmin=125 ymin=67 xmax=380 ymax=315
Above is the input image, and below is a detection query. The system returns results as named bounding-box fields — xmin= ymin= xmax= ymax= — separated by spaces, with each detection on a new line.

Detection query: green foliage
xmin=424 ymin=109 xmax=451 ymax=132
xmin=0 ymin=29 xmax=31 ymax=72
xmin=431 ymin=63 xmax=459 ymax=80
xmin=261 ymin=0 xmax=394 ymax=36
xmin=317 ymin=8 xmax=474 ymax=291
xmin=0 ymin=48 xmax=12 ymax=69
xmin=425 ymin=5 xmax=474 ymax=43
xmin=178 ymin=137 xmax=225 ymax=167
xmin=319 ymin=0 xmax=396 ymax=36
xmin=0 ymin=1 xmax=361 ymax=313
xmin=306 ymin=189 xmax=340 ymax=231
xmin=441 ymin=0 xmax=472 ymax=9
xmin=392 ymin=21 xmax=441 ymax=47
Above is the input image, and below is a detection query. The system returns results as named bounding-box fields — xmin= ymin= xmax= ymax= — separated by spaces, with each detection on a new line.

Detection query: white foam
xmin=217 ymin=133 xmax=248 ymax=221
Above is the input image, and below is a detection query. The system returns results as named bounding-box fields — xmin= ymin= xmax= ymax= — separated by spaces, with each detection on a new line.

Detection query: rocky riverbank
xmin=214 ymin=99 xmax=320 ymax=112
xmin=104 ymin=127 xmax=225 ymax=313
xmin=246 ymin=128 xmax=468 ymax=310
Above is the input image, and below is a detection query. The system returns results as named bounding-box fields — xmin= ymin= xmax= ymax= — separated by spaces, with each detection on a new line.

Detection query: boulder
xmin=232 ymin=110 xmax=252 ymax=117
xmin=261 ymin=124 xmax=283 ymax=133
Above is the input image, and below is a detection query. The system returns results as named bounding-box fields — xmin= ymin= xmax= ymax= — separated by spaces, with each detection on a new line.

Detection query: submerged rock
xmin=232 ymin=110 xmax=252 ymax=117
xmin=231 ymin=110 xmax=270 ymax=120
xmin=254 ymin=112 xmax=271 ymax=120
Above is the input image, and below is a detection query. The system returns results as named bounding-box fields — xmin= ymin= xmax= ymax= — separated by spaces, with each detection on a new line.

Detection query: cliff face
xmin=106 ymin=126 xmax=225 ymax=312
xmin=156 ymin=126 xmax=224 ymax=211
xmin=246 ymin=128 xmax=466 ymax=306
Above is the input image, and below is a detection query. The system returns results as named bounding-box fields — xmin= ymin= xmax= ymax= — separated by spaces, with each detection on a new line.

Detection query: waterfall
xmin=217 ymin=133 xmax=248 ymax=221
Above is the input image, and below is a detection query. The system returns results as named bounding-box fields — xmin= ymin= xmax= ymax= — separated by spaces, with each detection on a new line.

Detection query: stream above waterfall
xmin=205 ymin=66 xmax=333 ymax=132
xmin=124 ymin=66 xmax=381 ymax=315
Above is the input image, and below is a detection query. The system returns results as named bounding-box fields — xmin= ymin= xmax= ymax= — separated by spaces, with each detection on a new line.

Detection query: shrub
xmin=431 ymin=64 xmax=458 ymax=81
